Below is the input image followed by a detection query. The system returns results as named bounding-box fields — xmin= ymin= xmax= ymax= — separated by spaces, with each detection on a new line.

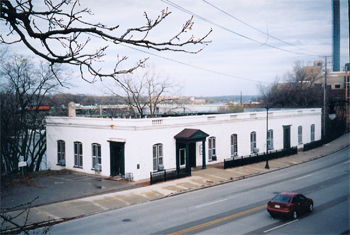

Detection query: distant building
xmin=27 ymin=105 xmax=50 ymax=111
xmin=314 ymin=71 xmax=348 ymax=90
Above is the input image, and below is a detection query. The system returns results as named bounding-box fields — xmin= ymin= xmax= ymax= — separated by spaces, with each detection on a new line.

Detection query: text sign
xmin=18 ymin=161 xmax=27 ymax=167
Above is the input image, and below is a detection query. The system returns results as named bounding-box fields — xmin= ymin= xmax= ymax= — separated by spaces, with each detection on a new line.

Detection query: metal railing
xmin=224 ymin=147 xmax=297 ymax=169
xmin=303 ymin=140 xmax=323 ymax=151
xmin=150 ymin=167 xmax=191 ymax=185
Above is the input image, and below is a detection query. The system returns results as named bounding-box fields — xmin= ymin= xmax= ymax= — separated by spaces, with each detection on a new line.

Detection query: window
xmin=231 ymin=134 xmax=238 ymax=157
xmin=57 ymin=140 xmax=65 ymax=165
xmin=92 ymin=143 xmax=101 ymax=170
xmin=153 ymin=144 xmax=163 ymax=171
xmin=179 ymin=148 xmax=186 ymax=167
xmin=311 ymin=124 xmax=315 ymax=141
xmin=292 ymin=194 xmax=305 ymax=203
xmin=250 ymin=132 xmax=256 ymax=153
xmin=208 ymin=137 xmax=216 ymax=160
xmin=335 ymin=84 xmax=341 ymax=89
xmin=272 ymin=195 xmax=292 ymax=203
xmin=298 ymin=126 xmax=303 ymax=144
xmin=292 ymin=196 xmax=300 ymax=203
xmin=267 ymin=130 xmax=274 ymax=150
xmin=74 ymin=142 xmax=83 ymax=167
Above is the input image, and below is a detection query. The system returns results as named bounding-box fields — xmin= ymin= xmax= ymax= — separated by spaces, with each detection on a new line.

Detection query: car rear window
xmin=272 ymin=195 xmax=292 ymax=203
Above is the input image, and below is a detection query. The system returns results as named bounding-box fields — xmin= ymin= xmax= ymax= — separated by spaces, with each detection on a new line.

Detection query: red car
xmin=267 ymin=192 xmax=313 ymax=219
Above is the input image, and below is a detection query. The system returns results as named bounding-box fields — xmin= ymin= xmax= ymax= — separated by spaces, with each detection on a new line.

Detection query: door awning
xmin=174 ymin=128 xmax=209 ymax=142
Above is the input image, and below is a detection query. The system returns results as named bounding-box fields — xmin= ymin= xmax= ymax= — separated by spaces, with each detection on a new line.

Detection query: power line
xmin=161 ymin=0 xmax=320 ymax=57
xmin=202 ymin=0 xmax=322 ymax=56
xmin=25 ymin=9 xmax=271 ymax=84
xmin=120 ymin=43 xmax=271 ymax=84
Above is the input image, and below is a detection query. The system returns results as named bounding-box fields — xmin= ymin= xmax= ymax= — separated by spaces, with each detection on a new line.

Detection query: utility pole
xmin=346 ymin=63 xmax=349 ymax=131
xmin=240 ymin=91 xmax=243 ymax=106
xmin=320 ymin=55 xmax=331 ymax=142
xmin=265 ymin=104 xmax=270 ymax=169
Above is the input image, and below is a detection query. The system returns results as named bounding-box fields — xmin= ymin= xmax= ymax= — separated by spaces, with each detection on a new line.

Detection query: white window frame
xmin=311 ymin=124 xmax=315 ymax=141
xmin=74 ymin=141 xmax=83 ymax=167
xmin=267 ymin=129 xmax=274 ymax=150
xmin=208 ymin=137 xmax=216 ymax=160
xmin=250 ymin=131 xmax=257 ymax=153
xmin=153 ymin=144 xmax=163 ymax=171
xmin=57 ymin=140 xmax=65 ymax=165
xmin=92 ymin=143 xmax=101 ymax=170
xmin=231 ymin=134 xmax=238 ymax=157
xmin=298 ymin=126 xmax=303 ymax=144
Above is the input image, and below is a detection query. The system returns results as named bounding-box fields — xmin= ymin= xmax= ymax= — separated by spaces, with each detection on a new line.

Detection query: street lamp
xmin=265 ymin=105 xmax=270 ymax=169
xmin=329 ymin=102 xmax=336 ymax=120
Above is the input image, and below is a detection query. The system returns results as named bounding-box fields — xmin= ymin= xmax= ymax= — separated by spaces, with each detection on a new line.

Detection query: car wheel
xmin=292 ymin=211 xmax=298 ymax=220
xmin=309 ymin=204 xmax=313 ymax=212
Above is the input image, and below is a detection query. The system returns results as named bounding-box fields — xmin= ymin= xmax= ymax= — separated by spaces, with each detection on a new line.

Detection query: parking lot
xmin=1 ymin=173 xmax=140 ymax=211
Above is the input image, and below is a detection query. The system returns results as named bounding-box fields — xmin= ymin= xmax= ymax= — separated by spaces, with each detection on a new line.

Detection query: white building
xmin=46 ymin=108 xmax=321 ymax=181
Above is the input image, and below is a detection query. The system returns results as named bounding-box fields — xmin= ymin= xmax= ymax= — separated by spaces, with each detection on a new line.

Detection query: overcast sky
xmin=2 ymin=0 xmax=349 ymax=97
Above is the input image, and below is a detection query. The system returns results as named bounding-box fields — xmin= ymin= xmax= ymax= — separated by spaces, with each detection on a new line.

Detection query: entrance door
xmin=110 ymin=142 xmax=125 ymax=176
xmin=283 ymin=126 xmax=291 ymax=150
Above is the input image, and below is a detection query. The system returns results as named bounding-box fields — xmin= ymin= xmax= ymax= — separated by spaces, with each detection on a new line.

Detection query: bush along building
xmin=46 ymin=108 xmax=321 ymax=182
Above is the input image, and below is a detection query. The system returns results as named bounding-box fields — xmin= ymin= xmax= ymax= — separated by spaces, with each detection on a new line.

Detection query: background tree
xmin=218 ymin=104 xmax=244 ymax=113
xmin=259 ymin=61 xmax=323 ymax=108
xmin=1 ymin=0 xmax=212 ymax=85
xmin=108 ymin=64 xmax=183 ymax=118
xmin=0 ymin=53 xmax=65 ymax=174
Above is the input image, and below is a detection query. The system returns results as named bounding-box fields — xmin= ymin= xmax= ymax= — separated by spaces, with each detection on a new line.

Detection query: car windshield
xmin=272 ymin=195 xmax=292 ymax=203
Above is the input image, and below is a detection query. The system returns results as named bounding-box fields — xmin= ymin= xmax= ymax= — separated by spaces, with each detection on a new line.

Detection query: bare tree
xmin=218 ymin=104 xmax=244 ymax=113
xmin=0 ymin=197 xmax=52 ymax=234
xmin=0 ymin=53 xmax=65 ymax=174
xmin=1 ymin=0 xmax=212 ymax=84
xmin=259 ymin=61 xmax=323 ymax=108
xmin=108 ymin=64 xmax=183 ymax=118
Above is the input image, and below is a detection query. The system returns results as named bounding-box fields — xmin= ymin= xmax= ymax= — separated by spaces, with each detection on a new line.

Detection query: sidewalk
xmin=2 ymin=133 xmax=349 ymax=232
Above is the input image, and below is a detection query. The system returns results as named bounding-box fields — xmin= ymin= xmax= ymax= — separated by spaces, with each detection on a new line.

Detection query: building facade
xmin=46 ymin=108 xmax=322 ymax=181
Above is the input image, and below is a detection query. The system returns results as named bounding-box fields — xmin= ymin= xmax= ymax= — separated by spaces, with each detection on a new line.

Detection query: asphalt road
xmin=48 ymin=147 xmax=349 ymax=234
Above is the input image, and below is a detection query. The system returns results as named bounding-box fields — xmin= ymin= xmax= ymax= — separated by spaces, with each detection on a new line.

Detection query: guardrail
xmin=150 ymin=167 xmax=191 ymax=185
xmin=224 ymin=147 xmax=297 ymax=169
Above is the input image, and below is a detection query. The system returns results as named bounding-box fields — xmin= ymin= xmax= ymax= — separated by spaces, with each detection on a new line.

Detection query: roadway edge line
xmin=263 ymin=219 xmax=298 ymax=233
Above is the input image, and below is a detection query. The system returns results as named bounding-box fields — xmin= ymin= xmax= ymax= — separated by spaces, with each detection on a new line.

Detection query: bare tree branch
xmin=258 ymin=61 xmax=324 ymax=108
xmin=107 ymin=64 xmax=182 ymax=118
xmin=1 ymin=0 xmax=212 ymax=86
